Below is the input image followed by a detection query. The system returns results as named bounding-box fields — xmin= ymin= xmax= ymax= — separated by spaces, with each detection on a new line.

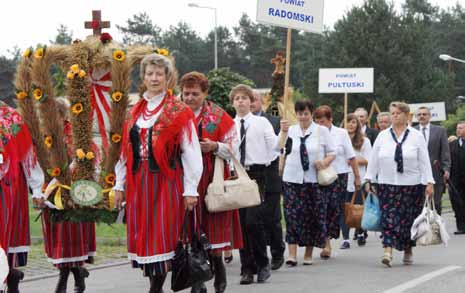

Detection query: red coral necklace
xmin=141 ymin=97 xmax=165 ymax=121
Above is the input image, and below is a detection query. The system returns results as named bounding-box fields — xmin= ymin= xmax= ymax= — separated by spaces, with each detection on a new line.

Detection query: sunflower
xmin=33 ymin=88 xmax=43 ymax=101
xmin=34 ymin=47 xmax=44 ymax=59
xmin=16 ymin=90 xmax=27 ymax=100
xmin=111 ymin=91 xmax=123 ymax=102
xmin=66 ymin=71 xmax=75 ymax=80
xmin=105 ymin=173 xmax=116 ymax=186
xmin=85 ymin=151 xmax=95 ymax=160
xmin=50 ymin=167 xmax=61 ymax=177
xmin=71 ymin=103 xmax=83 ymax=115
xmin=76 ymin=148 xmax=85 ymax=160
xmin=113 ymin=50 xmax=125 ymax=62
xmin=70 ymin=64 xmax=80 ymax=73
xmin=158 ymin=48 xmax=169 ymax=56
xmin=167 ymin=89 xmax=173 ymax=96
xmin=44 ymin=136 xmax=53 ymax=149
xmin=78 ymin=70 xmax=86 ymax=78
xmin=22 ymin=48 xmax=31 ymax=58
xmin=111 ymin=133 xmax=122 ymax=143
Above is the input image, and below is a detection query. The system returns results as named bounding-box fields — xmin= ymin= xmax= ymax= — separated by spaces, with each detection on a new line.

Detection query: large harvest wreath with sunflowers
xmin=14 ymin=36 xmax=169 ymax=223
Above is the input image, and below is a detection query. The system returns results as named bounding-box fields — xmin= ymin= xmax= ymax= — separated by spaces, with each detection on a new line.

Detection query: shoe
xmin=340 ymin=240 xmax=350 ymax=249
xmin=320 ymin=248 xmax=331 ymax=260
xmin=6 ymin=269 xmax=24 ymax=293
xmin=71 ymin=267 xmax=89 ymax=293
xmin=285 ymin=258 xmax=297 ymax=267
xmin=381 ymin=252 xmax=392 ymax=268
xmin=454 ymin=231 xmax=465 ymax=235
xmin=257 ymin=264 xmax=271 ymax=283
xmin=271 ymin=257 xmax=284 ymax=270
xmin=224 ymin=254 xmax=233 ymax=264
xmin=212 ymin=255 xmax=227 ymax=293
xmin=403 ymin=253 xmax=413 ymax=265
xmin=302 ymin=258 xmax=313 ymax=265
xmin=357 ymin=235 xmax=366 ymax=246
xmin=191 ymin=283 xmax=207 ymax=293
xmin=54 ymin=268 xmax=70 ymax=293
xmin=239 ymin=273 xmax=253 ymax=285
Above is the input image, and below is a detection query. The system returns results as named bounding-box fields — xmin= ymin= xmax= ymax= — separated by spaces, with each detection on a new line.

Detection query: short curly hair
xmin=140 ymin=53 xmax=178 ymax=90
xmin=229 ymin=84 xmax=255 ymax=103
xmin=179 ymin=71 xmax=209 ymax=93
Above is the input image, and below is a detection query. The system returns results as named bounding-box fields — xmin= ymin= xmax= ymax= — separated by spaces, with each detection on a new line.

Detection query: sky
xmin=1 ymin=0 xmax=462 ymax=56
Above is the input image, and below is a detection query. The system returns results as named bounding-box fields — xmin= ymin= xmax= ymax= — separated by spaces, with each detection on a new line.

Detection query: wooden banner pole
xmin=344 ymin=92 xmax=348 ymax=129
xmin=279 ymin=28 xmax=292 ymax=175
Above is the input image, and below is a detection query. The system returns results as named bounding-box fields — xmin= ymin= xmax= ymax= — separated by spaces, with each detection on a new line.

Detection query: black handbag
xmin=171 ymin=209 xmax=213 ymax=292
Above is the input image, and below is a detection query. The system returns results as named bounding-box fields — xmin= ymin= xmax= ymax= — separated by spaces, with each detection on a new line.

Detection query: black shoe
xmin=357 ymin=235 xmax=366 ymax=246
xmin=271 ymin=257 xmax=284 ymax=271
xmin=240 ymin=273 xmax=254 ymax=285
xmin=257 ymin=264 xmax=271 ymax=283
xmin=212 ymin=256 xmax=227 ymax=293
xmin=224 ymin=254 xmax=233 ymax=264
xmin=55 ymin=268 xmax=70 ymax=293
xmin=71 ymin=267 xmax=89 ymax=293
xmin=191 ymin=283 xmax=207 ymax=293
xmin=454 ymin=230 xmax=465 ymax=235
xmin=6 ymin=269 xmax=24 ymax=293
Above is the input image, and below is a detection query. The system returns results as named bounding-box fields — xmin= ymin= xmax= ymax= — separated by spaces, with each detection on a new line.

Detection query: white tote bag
xmin=412 ymin=197 xmax=449 ymax=246
xmin=316 ymin=126 xmax=338 ymax=186
xmin=205 ymin=156 xmax=261 ymax=212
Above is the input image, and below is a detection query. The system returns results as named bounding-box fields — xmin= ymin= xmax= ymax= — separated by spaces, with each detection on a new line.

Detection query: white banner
xmin=256 ymin=0 xmax=324 ymax=33
xmin=318 ymin=68 xmax=374 ymax=93
xmin=409 ymin=102 xmax=447 ymax=122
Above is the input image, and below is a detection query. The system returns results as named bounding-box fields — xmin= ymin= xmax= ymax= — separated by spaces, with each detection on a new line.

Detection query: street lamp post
xmin=188 ymin=3 xmax=218 ymax=70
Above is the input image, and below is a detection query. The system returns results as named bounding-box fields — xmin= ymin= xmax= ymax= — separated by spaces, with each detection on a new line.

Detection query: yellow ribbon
xmin=48 ymin=183 xmax=71 ymax=210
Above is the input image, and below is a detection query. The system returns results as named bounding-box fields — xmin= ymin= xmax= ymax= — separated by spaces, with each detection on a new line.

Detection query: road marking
xmin=383 ymin=266 xmax=462 ymax=293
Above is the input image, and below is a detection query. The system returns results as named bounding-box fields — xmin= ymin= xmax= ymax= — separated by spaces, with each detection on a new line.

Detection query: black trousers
xmin=239 ymin=166 xmax=269 ymax=274
xmin=433 ymin=183 xmax=445 ymax=215
xmin=263 ymin=192 xmax=285 ymax=259
xmin=449 ymin=179 xmax=465 ymax=231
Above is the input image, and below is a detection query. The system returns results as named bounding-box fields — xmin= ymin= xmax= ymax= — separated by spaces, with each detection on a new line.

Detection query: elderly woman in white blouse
xmin=280 ymin=100 xmax=336 ymax=266
xmin=365 ymin=101 xmax=434 ymax=267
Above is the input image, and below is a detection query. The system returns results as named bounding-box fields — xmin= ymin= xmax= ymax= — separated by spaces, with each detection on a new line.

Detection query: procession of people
xmin=0 ymin=30 xmax=458 ymax=293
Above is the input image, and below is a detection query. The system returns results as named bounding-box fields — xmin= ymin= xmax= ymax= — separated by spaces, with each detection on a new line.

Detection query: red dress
xmin=121 ymin=93 xmax=197 ymax=276
xmin=195 ymin=102 xmax=243 ymax=251
xmin=41 ymin=121 xmax=96 ymax=268
xmin=0 ymin=104 xmax=34 ymax=267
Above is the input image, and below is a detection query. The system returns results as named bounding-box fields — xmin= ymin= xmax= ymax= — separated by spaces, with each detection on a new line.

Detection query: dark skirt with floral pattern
xmin=322 ymin=173 xmax=348 ymax=239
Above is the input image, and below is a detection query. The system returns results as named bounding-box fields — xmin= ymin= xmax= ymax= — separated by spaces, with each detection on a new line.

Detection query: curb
xmin=22 ymin=260 xmax=130 ymax=282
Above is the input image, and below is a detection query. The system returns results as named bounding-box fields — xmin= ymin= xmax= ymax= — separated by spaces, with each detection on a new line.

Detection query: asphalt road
xmin=20 ymin=213 xmax=465 ymax=293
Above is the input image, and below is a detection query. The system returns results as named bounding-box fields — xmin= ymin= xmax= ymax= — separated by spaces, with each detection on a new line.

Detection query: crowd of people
xmin=1 ymin=52 xmax=463 ymax=293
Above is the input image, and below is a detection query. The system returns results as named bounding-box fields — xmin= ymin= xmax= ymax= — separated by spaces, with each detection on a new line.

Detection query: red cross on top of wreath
xmin=84 ymin=10 xmax=110 ymax=36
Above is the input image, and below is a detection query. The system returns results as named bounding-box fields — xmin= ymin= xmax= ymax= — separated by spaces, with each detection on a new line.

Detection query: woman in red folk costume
xmin=180 ymin=72 xmax=243 ymax=293
xmin=113 ymin=53 xmax=203 ymax=293
xmin=0 ymin=102 xmax=44 ymax=293
xmin=39 ymin=99 xmax=97 ymax=293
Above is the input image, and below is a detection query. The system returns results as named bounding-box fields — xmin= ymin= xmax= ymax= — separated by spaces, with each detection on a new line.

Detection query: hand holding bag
xmin=413 ymin=197 xmax=443 ymax=246
xmin=171 ymin=210 xmax=214 ymax=292
xmin=205 ymin=155 xmax=261 ymax=212
xmin=361 ymin=184 xmax=382 ymax=232
xmin=344 ymin=191 xmax=365 ymax=229
xmin=315 ymin=126 xmax=338 ymax=186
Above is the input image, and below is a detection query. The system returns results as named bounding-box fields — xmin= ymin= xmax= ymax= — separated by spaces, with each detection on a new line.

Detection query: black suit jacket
xmin=449 ymin=139 xmax=465 ymax=183
xmin=365 ymin=127 xmax=379 ymax=145
xmin=260 ymin=112 xmax=282 ymax=193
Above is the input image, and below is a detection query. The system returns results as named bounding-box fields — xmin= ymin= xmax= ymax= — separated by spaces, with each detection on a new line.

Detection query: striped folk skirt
xmin=283 ymin=182 xmax=327 ymax=248
xmin=323 ymin=173 xmax=348 ymax=240
xmin=378 ymin=184 xmax=425 ymax=251
xmin=126 ymin=161 xmax=184 ymax=277
xmin=8 ymin=172 xmax=30 ymax=267
xmin=0 ymin=178 xmax=13 ymax=254
xmin=41 ymin=210 xmax=96 ymax=268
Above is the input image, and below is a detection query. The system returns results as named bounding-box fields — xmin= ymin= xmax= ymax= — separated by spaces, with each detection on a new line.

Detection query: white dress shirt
xmin=114 ymin=92 xmax=203 ymax=196
xmin=365 ymin=126 xmax=435 ymax=185
xmin=233 ymin=112 xmax=278 ymax=166
xmin=328 ymin=125 xmax=356 ymax=174
xmin=347 ymin=137 xmax=371 ymax=192
xmin=419 ymin=123 xmax=430 ymax=144
xmin=282 ymin=123 xmax=336 ymax=184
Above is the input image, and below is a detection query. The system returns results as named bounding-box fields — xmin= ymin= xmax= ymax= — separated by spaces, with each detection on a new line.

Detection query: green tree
xmin=207 ymin=68 xmax=255 ymax=115
xmin=51 ymin=24 xmax=73 ymax=45
xmin=50 ymin=24 xmax=73 ymax=97
xmin=117 ymin=12 xmax=162 ymax=46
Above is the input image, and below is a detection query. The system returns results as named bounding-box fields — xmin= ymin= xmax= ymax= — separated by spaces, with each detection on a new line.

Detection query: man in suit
xmin=355 ymin=107 xmax=379 ymax=145
xmin=415 ymin=106 xmax=451 ymax=215
xmin=448 ymin=122 xmax=465 ymax=234
xmin=250 ymin=91 xmax=285 ymax=270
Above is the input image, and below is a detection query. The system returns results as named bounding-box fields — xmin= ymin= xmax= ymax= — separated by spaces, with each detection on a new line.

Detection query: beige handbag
xmin=316 ymin=126 xmax=338 ymax=186
xmin=205 ymin=156 xmax=261 ymax=212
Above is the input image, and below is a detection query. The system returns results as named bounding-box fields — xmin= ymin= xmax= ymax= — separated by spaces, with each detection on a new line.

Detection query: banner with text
xmin=409 ymin=102 xmax=446 ymax=122
xmin=256 ymin=0 xmax=324 ymax=33
xmin=319 ymin=68 xmax=374 ymax=93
